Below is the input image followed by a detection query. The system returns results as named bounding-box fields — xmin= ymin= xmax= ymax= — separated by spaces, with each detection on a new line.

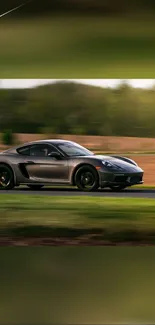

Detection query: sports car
xmin=0 ymin=139 xmax=144 ymax=191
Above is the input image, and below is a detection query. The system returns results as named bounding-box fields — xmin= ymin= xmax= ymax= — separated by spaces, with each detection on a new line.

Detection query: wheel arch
xmin=71 ymin=163 xmax=99 ymax=185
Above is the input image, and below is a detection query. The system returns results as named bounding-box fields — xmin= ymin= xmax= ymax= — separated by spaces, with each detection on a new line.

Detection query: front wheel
xmin=74 ymin=165 xmax=99 ymax=192
xmin=109 ymin=185 xmax=126 ymax=192
xmin=27 ymin=185 xmax=44 ymax=190
xmin=0 ymin=164 xmax=15 ymax=190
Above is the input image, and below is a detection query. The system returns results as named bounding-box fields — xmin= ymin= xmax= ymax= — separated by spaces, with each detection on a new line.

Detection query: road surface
xmin=0 ymin=187 xmax=155 ymax=198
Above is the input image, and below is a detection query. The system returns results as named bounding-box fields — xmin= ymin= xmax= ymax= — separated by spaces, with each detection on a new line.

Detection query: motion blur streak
xmin=0 ymin=1 xmax=33 ymax=18
xmin=0 ymin=247 xmax=155 ymax=324
xmin=1 ymin=2 xmax=155 ymax=77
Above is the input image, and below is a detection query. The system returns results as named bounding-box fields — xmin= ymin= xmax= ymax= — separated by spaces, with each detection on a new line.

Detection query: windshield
xmin=57 ymin=142 xmax=94 ymax=157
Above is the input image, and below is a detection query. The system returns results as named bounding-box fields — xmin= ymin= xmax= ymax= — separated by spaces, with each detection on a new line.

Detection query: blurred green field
xmin=1 ymin=195 xmax=155 ymax=243
xmin=1 ymin=15 xmax=155 ymax=77
xmin=1 ymin=247 xmax=155 ymax=324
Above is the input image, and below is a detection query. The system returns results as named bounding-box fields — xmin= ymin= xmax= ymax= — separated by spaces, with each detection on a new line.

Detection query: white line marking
xmin=0 ymin=1 xmax=33 ymax=18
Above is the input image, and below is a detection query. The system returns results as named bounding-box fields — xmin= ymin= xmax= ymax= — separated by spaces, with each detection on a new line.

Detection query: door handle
xmin=25 ymin=161 xmax=34 ymax=164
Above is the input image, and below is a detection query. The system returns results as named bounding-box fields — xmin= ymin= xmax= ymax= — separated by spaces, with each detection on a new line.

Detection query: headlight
xmin=102 ymin=161 xmax=114 ymax=168
xmin=102 ymin=161 xmax=123 ymax=170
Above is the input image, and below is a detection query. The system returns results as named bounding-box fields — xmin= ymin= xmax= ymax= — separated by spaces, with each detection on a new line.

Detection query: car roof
xmin=1 ymin=139 xmax=81 ymax=155
xmin=19 ymin=139 xmax=74 ymax=146
xmin=8 ymin=139 xmax=75 ymax=151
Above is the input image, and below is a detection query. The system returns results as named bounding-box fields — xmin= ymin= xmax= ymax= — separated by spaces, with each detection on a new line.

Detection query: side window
xmin=17 ymin=146 xmax=30 ymax=156
xmin=30 ymin=144 xmax=55 ymax=157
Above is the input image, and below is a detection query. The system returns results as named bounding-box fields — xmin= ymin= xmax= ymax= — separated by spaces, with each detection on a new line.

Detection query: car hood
xmin=94 ymin=155 xmax=142 ymax=172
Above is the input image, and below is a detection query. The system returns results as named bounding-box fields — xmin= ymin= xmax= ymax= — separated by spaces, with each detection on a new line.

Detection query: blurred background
xmin=1 ymin=1 xmax=155 ymax=324
xmin=1 ymin=78 xmax=155 ymax=185
xmin=2 ymin=0 xmax=155 ymax=16
xmin=0 ymin=79 xmax=155 ymax=324
xmin=1 ymin=0 xmax=155 ymax=78
xmin=0 ymin=79 xmax=155 ymax=138
xmin=1 ymin=247 xmax=155 ymax=325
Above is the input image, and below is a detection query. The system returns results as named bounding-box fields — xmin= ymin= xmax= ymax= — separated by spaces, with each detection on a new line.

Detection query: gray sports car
xmin=0 ymin=139 xmax=144 ymax=191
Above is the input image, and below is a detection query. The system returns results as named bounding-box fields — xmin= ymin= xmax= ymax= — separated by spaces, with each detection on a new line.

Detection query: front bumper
xmin=99 ymin=170 xmax=144 ymax=188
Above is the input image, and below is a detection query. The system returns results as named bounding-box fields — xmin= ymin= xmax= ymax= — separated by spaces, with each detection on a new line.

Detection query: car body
xmin=0 ymin=139 xmax=144 ymax=191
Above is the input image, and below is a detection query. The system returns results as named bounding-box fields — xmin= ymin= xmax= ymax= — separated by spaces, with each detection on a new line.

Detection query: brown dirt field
xmin=11 ymin=134 xmax=155 ymax=152
xmin=127 ymin=155 xmax=154 ymax=185
xmin=12 ymin=133 xmax=155 ymax=152
xmin=1 ymin=133 xmax=155 ymax=152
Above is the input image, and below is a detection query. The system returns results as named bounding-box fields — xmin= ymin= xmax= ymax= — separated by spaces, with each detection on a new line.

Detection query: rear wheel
xmin=27 ymin=185 xmax=44 ymax=190
xmin=74 ymin=165 xmax=99 ymax=192
xmin=109 ymin=185 xmax=126 ymax=192
xmin=0 ymin=164 xmax=15 ymax=190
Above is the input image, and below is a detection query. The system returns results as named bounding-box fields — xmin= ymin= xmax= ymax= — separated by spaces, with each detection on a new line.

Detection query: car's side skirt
xmin=19 ymin=181 xmax=71 ymax=186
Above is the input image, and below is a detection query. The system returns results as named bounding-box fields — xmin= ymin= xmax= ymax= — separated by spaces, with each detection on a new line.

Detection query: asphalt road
xmin=0 ymin=187 xmax=155 ymax=198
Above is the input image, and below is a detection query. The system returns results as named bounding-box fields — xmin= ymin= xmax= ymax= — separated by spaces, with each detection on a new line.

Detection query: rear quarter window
xmin=17 ymin=146 xmax=30 ymax=156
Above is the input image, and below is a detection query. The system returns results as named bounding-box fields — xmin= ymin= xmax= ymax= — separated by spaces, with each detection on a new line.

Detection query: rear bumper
xmin=99 ymin=171 xmax=144 ymax=188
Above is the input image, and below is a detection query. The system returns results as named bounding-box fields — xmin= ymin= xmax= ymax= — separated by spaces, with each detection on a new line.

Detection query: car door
xmin=23 ymin=144 xmax=69 ymax=183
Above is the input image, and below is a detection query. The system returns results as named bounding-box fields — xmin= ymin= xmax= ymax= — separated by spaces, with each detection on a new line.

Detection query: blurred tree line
xmin=2 ymin=0 xmax=155 ymax=16
xmin=0 ymin=81 xmax=155 ymax=138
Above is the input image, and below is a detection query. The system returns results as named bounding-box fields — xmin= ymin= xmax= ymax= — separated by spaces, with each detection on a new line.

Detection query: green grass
xmin=1 ymin=247 xmax=155 ymax=324
xmin=134 ymin=184 xmax=155 ymax=189
xmin=1 ymin=195 xmax=155 ymax=242
xmin=1 ymin=15 xmax=155 ymax=77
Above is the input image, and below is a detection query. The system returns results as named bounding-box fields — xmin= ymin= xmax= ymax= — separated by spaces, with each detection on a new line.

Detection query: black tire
xmin=0 ymin=164 xmax=15 ymax=190
xmin=109 ymin=185 xmax=126 ymax=192
xmin=27 ymin=185 xmax=44 ymax=190
xmin=74 ymin=165 xmax=99 ymax=192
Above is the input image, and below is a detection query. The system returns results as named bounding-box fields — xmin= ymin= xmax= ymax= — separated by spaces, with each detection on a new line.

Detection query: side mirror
xmin=48 ymin=152 xmax=62 ymax=159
